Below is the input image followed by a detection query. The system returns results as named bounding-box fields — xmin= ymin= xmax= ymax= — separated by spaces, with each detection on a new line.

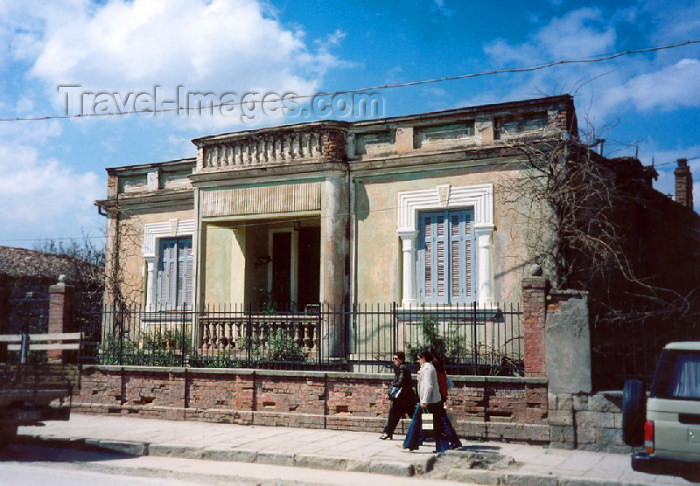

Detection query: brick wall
xmin=74 ymin=366 xmax=549 ymax=443
xmin=522 ymin=276 xmax=547 ymax=377
xmin=322 ymin=130 xmax=347 ymax=161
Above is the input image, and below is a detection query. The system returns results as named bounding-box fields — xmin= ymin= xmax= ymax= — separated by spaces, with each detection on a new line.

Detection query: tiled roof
xmin=0 ymin=245 xmax=96 ymax=282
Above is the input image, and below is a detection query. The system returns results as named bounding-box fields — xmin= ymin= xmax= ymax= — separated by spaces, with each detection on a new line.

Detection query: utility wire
xmin=0 ymin=39 xmax=698 ymax=122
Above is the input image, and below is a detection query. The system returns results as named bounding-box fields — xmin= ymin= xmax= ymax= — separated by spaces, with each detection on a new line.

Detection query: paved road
xmin=0 ymin=444 xmax=475 ymax=486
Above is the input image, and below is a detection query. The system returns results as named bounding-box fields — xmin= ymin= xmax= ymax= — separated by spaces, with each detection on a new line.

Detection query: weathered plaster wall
xmin=115 ymin=208 xmax=195 ymax=306
xmin=354 ymin=168 xmax=536 ymax=305
xmin=203 ymin=224 xmax=234 ymax=305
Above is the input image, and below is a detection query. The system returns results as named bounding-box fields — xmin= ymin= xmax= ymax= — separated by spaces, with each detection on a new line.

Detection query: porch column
xmin=475 ymin=226 xmax=494 ymax=305
xmin=145 ymin=258 xmax=155 ymax=310
xmin=320 ymin=173 xmax=349 ymax=357
xmin=398 ymin=230 xmax=417 ymax=307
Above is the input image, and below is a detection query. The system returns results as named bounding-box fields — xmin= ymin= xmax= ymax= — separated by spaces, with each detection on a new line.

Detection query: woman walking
xmin=433 ymin=357 xmax=462 ymax=450
xmin=380 ymin=352 xmax=416 ymax=440
xmin=399 ymin=349 xmax=449 ymax=452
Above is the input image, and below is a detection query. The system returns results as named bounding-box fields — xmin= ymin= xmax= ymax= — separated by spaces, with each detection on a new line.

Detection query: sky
xmin=0 ymin=0 xmax=698 ymax=249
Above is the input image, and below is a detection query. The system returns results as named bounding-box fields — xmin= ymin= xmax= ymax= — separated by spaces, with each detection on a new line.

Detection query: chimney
xmin=674 ymin=158 xmax=694 ymax=209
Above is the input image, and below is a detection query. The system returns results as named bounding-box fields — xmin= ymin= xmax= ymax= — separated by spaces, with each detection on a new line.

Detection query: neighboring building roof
xmin=0 ymin=245 xmax=96 ymax=282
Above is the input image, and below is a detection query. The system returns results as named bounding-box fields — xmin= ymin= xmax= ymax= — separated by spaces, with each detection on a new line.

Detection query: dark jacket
xmin=391 ymin=363 xmax=416 ymax=403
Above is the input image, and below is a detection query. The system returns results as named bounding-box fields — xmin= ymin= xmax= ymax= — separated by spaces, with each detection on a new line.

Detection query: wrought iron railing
xmin=83 ymin=302 xmax=523 ymax=375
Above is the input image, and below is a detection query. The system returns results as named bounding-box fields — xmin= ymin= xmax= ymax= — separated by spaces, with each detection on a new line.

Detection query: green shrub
xmin=237 ymin=328 xmax=307 ymax=362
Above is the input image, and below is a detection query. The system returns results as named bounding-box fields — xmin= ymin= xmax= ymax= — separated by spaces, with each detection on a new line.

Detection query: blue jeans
xmin=440 ymin=411 xmax=462 ymax=449
xmin=402 ymin=403 xmax=449 ymax=452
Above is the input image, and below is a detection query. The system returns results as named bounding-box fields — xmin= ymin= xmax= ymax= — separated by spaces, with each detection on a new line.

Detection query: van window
xmin=651 ymin=351 xmax=700 ymax=400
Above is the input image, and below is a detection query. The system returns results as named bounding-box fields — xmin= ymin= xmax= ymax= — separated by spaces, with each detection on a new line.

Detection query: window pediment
xmin=397 ymin=184 xmax=493 ymax=235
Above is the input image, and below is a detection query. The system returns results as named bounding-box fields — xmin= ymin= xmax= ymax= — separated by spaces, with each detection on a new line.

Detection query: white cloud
xmin=601 ymin=58 xmax=700 ymax=113
xmin=0 ymin=140 xmax=103 ymax=243
xmin=534 ymin=8 xmax=615 ymax=59
xmin=26 ymin=0 xmax=340 ymax=106
xmin=0 ymin=0 xmax=350 ymax=247
xmin=484 ymin=8 xmax=615 ymax=66
xmin=480 ymin=6 xmax=700 ymax=133
xmin=3 ymin=0 xmax=346 ymax=131
xmin=431 ymin=0 xmax=454 ymax=18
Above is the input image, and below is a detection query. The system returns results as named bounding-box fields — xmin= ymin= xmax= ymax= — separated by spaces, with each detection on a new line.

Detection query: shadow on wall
xmin=354 ymin=182 xmax=370 ymax=221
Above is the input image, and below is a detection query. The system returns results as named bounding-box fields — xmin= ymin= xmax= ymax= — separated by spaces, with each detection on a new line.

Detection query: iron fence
xmin=8 ymin=294 xmax=49 ymax=334
xmin=83 ymin=302 xmax=523 ymax=375
xmin=591 ymin=310 xmax=700 ymax=390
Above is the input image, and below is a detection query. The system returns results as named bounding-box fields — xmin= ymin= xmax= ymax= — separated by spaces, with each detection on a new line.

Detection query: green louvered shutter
xmin=418 ymin=209 xmax=475 ymax=304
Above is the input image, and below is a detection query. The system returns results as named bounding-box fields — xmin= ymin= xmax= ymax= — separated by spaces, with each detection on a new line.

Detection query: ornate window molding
xmin=142 ymin=219 xmax=195 ymax=309
xmin=397 ymin=184 xmax=494 ymax=307
xmin=143 ymin=219 xmax=196 ymax=258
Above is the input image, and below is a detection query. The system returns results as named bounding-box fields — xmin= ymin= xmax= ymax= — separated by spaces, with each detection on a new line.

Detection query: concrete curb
xmin=18 ymin=434 xmax=426 ymax=478
xmin=15 ymin=434 xmax=657 ymax=485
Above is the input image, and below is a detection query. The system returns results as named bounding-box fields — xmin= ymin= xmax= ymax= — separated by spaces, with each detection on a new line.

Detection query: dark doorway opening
xmin=271 ymin=232 xmax=292 ymax=310
xmin=297 ymin=226 xmax=320 ymax=311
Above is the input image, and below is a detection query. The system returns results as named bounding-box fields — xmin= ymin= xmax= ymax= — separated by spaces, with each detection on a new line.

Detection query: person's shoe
xmin=379 ymin=433 xmax=392 ymax=440
xmin=451 ymin=442 xmax=463 ymax=450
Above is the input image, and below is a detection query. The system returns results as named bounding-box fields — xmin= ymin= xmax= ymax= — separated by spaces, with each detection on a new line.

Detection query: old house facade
xmin=99 ymin=95 xmax=576 ymax=313
xmin=96 ymin=96 xmax=579 ymax=361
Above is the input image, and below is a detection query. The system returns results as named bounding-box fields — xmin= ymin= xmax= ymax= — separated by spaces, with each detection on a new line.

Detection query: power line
xmin=653 ymin=156 xmax=700 ymax=167
xmin=0 ymin=39 xmax=698 ymax=123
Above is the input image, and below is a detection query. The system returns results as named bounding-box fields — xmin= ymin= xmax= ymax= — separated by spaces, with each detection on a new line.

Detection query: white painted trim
xmin=397 ymin=183 xmax=493 ymax=232
xmin=142 ymin=219 xmax=195 ymax=309
xmin=397 ymin=184 xmax=494 ymax=306
xmin=143 ymin=219 xmax=196 ymax=258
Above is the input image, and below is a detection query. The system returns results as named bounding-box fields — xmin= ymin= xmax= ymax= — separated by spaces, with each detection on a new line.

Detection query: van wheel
xmin=622 ymin=379 xmax=646 ymax=446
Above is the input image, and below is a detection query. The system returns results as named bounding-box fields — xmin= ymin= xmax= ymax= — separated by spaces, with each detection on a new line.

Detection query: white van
xmin=623 ymin=342 xmax=700 ymax=480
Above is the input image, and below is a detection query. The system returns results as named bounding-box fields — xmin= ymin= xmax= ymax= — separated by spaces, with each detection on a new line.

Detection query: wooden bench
xmin=0 ymin=332 xmax=83 ymax=352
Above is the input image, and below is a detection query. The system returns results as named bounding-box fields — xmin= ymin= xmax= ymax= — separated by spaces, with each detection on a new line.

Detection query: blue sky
xmin=0 ymin=0 xmax=698 ymax=249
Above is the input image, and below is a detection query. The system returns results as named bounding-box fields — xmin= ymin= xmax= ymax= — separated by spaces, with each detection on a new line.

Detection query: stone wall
xmin=548 ymin=391 xmax=628 ymax=452
xmin=74 ymin=366 xmax=549 ymax=443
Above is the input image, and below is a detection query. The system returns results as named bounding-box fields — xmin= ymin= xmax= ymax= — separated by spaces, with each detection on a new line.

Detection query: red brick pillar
xmin=675 ymin=158 xmax=694 ymax=209
xmin=522 ymin=272 xmax=547 ymax=377
xmin=48 ymin=276 xmax=74 ymax=361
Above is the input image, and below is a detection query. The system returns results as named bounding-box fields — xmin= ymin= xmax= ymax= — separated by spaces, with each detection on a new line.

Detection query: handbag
xmin=388 ymin=386 xmax=402 ymax=400
xmin=421 ymin=410 xmax=434 ymax=431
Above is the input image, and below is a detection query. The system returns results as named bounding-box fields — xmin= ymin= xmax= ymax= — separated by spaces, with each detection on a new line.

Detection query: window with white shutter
xmin=156 ymin=237 xmax=193 ymax=309
xmin=418 ymin=209 xmax=474 ymax=304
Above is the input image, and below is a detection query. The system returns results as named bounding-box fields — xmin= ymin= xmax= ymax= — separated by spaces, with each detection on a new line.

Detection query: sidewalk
xmin=16 ymin=414 xmax=692 ymax=485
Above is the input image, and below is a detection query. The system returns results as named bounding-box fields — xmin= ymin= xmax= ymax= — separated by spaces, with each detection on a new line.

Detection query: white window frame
xmin=143 ymin=219 xmax=195 ymax=310
xmin=397 ymin=184 xmax=494 ymax=307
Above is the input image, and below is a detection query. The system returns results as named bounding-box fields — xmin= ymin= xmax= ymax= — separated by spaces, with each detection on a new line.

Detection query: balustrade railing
xmin=200 ymin=128 xmax=343 ymax=170
xmin=199 ymin=313 xmax=320 ymax=358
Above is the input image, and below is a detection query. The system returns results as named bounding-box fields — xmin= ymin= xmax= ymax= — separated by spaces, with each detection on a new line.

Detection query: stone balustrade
xmin=199 ymin=313 xmax=320 ymax=358
xmin=196 ymin=126 xmax=347 ymax=172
